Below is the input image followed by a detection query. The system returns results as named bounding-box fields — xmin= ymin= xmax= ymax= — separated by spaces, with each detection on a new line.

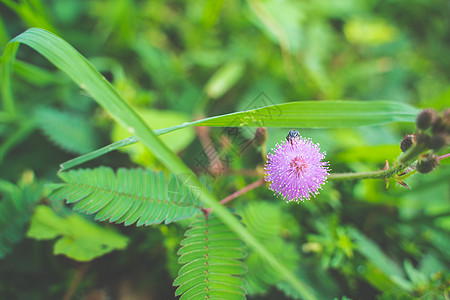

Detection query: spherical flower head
xmin=264 ymin=136 xmax=329 ymax=203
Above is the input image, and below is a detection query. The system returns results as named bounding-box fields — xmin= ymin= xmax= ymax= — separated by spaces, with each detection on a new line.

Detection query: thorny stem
xmin=328 ymin=165 xmax=403 ymax=181
xmin=397 ymin=142 xmax=427 ymax=166
xmin=203 ymin=179 xmax=265 ymax=217
xmin=328 ymin=142 xmax=446 ymax=181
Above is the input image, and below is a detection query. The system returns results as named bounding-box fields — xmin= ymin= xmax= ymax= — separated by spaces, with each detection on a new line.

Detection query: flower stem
xmin=328 ymin=165 xmax=403 ymax=181
xmin=397 ymin=142 xmax=426 ymax=166
xmin=219 ymin=178 xmax=265 ymax=205
xmin=203 ymin=179 xmax=265 ymax=216
xmin=328 ymin=141 xmax=440 ymax=181
xmin=439 ymin=153 xmax=450 ymax=161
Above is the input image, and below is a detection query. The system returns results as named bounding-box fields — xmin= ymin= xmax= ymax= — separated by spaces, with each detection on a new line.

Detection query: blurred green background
xmin=0 ymin=0 xmax=449 ymax=299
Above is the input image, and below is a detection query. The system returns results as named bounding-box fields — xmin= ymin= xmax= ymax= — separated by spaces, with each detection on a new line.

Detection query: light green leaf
xmin=26 ymin=205 xmax=68 ymax=239
xmin=27 ymin=205 xmax=129 ymax=261
xmin=191 ymin=100 xmax=418 ymax=128
xmin=205 ymin=61 xmax=245 ymax=99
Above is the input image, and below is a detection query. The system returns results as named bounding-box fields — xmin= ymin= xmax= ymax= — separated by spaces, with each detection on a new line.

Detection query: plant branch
xmin=203 ymin=179 xmax=265 ymax=216
xmin=328 ymin=165 xmax=403 ymax=181
xmin=328 ymin=141 xmax=443 ymax=181
xmin=63 ymin=263 xmax=90 ymax=300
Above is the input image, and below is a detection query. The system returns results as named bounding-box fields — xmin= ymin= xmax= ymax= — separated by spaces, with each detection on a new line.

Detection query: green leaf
xmin=26 ymin=204 xmax=66 ymax=239
xmin=349 ymin=227 xmax=413 ymax=291
xmin=59 ymin=136 xmax=139 ymax=171
xmin=27 ymin=205 xmax=128 ymax=261
xmin=205 ymin=61 xmax=245 ymax=99
xmin=35 ymin=107 xmax=100 ymax=154
xmin=49 ymin=167 xmax=202 ymax=226
xmin=58 ymin=100 xmax=417 ymax=169
xmin=174 ymin=214 xmax=247 ymax=300
xmin=191 ymin=100 xmax=418 ymax=128
xmin=0 ymin=180 xmax=42 ymax=259
xmin=0 ymin=40 xmax=18 ymax=116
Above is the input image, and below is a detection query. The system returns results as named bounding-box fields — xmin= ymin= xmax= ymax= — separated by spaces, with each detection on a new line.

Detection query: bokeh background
xmin=0 ymin=0 xmax=449 ymax=299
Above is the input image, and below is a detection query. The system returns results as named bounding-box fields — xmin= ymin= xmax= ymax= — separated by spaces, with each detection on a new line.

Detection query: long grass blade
xmin=4 ymin=28 xmax=317 ymax=300
xmin=60 ymin=100 xmax=417 ymax=169
xmin=60 ymin=136 xmax=139 ymax=171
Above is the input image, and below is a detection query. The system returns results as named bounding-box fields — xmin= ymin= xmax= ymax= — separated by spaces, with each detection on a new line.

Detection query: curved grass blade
xmin=2 ymin=27 xmax=316 ymax=300
xmin=190 ymin=100 xmax=418 ymax=128
xmin=60 ymin=129 xmax=169 ymax=171
xmin=60 ymin=136 xmax=139 ymax=171
xmin=1 ymin=40 xmax=19 ymax=117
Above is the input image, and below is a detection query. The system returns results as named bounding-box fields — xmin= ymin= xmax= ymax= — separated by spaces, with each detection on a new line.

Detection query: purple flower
xmin=264 ymin=135 xmax=329 ymax=203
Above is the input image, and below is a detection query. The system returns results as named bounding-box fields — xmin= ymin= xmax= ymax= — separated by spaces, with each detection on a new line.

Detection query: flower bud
xmin=416 ymin=154 xmax=439 ymax=174
xmin=442 ymin=108 xmax=450 ymax=133
xmin=400 ymin=134 xmax=414 ymax=152
xmin=429 ymin=133 xmax=449 ymax=151
xmin=431 ymin=116 xmax=445 ymax=134
xmin=253 ymin=127 xmax=268 ymax=146
xmin=415 ymin=133 xmax=430 ymax=147
xmin=416 ymin=109 xmax=437 ymax=130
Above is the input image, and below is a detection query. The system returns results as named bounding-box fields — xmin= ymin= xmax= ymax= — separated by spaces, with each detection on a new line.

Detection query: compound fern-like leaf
xmin=173 ymin=214 xmax=247 ymax=300
xmin=241 ymin=202 xmax=300 ymax=296
xmin=0 ymin=180 xmax=42 ymax=258
xmin=35 ymin=107 xmax=100 ymax=154
xmin=49 ymin=167 xmax=202 ymax=226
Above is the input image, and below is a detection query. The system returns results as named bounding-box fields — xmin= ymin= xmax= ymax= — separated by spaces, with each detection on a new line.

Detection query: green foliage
xmin=306 ymin=217 xmax=355 ymax=270
xmin=173 ymin=214 xmax=247 ymax=300
xmin=1 ymin=0 xmax=449 ymax=298
xmin=205 ymin=61 xmax=245 ymax=99
xmin=34 ymin=106 xmax=99 ymax=154
xmin=349 ymin=227 xmax=413 ymax=291
xmin=27 ymin=205 xmax=128 ymax=261
xmin=350 ymin=227 xmax=450 ymax=297
xmin=0 ymin=180 xmax=42 ymax=258
xmin=49 ymin=167 xmax=202 ymax=226
xmin=4 ymin=27 xmax=314 ymax=298
xmin=240 ymin=202 xmax=303 ymax=296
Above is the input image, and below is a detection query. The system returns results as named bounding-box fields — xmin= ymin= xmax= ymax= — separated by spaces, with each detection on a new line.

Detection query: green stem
xmin=328 ymin=165 xmax=403 ymax=181
xmin=397 ymin=142 xmax=426 ymax=166
xmin=329 ymin=141 xmax=433 ymax=181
